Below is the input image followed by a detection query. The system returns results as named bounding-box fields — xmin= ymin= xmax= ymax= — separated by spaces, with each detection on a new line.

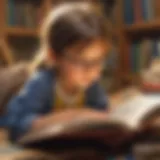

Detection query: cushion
xmin=0 ymin=63 xmax=29 ymax=114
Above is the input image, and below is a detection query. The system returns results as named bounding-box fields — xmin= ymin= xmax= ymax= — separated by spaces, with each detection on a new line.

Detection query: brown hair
xmin=30 ymin=1 xmax=112 ymax=71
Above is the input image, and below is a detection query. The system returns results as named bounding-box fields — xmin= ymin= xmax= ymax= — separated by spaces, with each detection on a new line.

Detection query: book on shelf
xmin=152 ymin=0 xmax=160 ymax=20
xmin=130 ymin=42 xmax=140 ymax=73
xmin=18 ymin=95 xmax=160 ymax=153
xmin=123 ymin=0 xmax=160 ymax=24
xmin=123 ymin=0 xmax=134 ymax=25
xmin=133 ymin=0 xmax=143 ymax=23
xmin=7 ymin=0 xmax=43 ymax=28
xmin=141 ymin=59 xmax=160 ymax=92
xmin=7 ymin=0 xmax=15 ymax=26
xmin=128 ymin=38 xmax=160 ymax=73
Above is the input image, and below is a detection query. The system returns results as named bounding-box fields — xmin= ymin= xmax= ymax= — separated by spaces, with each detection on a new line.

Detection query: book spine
xmin=152 ymin=39 xmax=159 ymax=58
xmin=18 ymin=3 xmax=26 ymax=27
xmin=152 ymin=0 xmax=160 ymax=19
xmin=130 ymin=43 xmax=133 ymax=73
xmin=157 ymin=39 xmax=160 ymax=57
xmin=135 ymin=42 xmax=140 ymax=73
xmin=130 ymin=38 xmax=158 ymax=73
xmin=14 ymin=2 xmax=19 ymax=26
xmin=127 ymin=44 xmax=131 ymax=72
xmin=140 ymin=39 xmax=153 ymax=70
xmin=122 ymin=40 xmax=131 ymax=73
xmin=146 ymin=39 xmax=154 ymax=68
xmin=142 ymin=0 xmax=149 ymax=21
xmin=36 ymin=7 xmax=43 ymax=27
xmin=130 ymin=43 xmax=136 ymax=73
xmin=15 ymin=2 xmax=23 ymax=26
xmin=133 ymin=0 xmax=143 ymax=23
xmin=7 ymin=0 xmax=15 ymax=26
xmin=24 ymin=3 xmax=34 ymax=28
xmin=123 ymin=0 xmax=134 ymax=24
xmin=145 ymin=39 xmax=153 ymax=69
xmin=34 ymin=6 xmax=40 ymax=28
xmin=131 ymin=41 xmax=141 ymax=73
xmin=146 ymin=0 xmax=154 ymax=21
xmin=139 ymin=40 xmax=144 ymax=71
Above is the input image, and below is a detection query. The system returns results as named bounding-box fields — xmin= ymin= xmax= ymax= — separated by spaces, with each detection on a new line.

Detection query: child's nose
xmin=84 ymin=70 xmax=100 ymax=82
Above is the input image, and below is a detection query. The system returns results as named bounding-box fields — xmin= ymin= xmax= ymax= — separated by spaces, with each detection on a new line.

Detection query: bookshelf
xmin=124 ymin=21 xmax=160 ymax=33
xmin=0 ymin=0 xmax=104 ymax=66
xmin=6 ymin=27 xmax=39 ymax=37
xmin=0 ymin=0 xmax=122 ymax=91
xmin=123 ymin=21 xmax=160 ymax=42
xmin=0 ymin=0 xmax=53 ymax=66
xmin=119 ymin=0 xmax=160 ymax=85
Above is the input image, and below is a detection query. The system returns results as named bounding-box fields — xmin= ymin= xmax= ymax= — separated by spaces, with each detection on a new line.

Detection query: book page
xmin=108 ymin=95 xmax=160 ymax=130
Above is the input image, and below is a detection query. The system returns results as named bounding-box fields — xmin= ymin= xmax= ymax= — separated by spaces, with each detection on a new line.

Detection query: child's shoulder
xmin=32 ymin=68 xmax=55 ymax=81
xmin=27 ymin=68 xmax=55 ymax=89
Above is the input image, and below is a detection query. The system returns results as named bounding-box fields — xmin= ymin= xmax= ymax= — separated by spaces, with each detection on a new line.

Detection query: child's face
xmin=57 ymin=39 xmax=109 ymax=90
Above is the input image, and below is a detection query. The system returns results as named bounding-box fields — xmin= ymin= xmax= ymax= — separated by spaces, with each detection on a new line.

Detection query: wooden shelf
xmin=124 ymin=21 xmax=160 ymax=33
xmin=5 ymin=27 xmax=39 ymax=37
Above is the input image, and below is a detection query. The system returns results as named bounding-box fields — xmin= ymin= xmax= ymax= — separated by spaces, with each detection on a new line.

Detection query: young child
xmin=6 ymin=2 xmax=112 ymax=141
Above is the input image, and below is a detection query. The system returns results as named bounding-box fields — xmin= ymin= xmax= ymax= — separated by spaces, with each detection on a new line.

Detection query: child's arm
xmin=6 ymin=70 xmax=52 ymax=141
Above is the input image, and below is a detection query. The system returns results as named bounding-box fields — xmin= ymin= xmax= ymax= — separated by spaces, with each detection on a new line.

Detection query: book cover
xmin=18 ymin=95 xmax=160 ymax=149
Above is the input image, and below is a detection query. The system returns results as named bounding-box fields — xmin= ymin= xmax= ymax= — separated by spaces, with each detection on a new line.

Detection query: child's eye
xmin=63 ymin=53 xmax=105 ymax=68
xmin=73 ymin=59 xmax=105 ymax=68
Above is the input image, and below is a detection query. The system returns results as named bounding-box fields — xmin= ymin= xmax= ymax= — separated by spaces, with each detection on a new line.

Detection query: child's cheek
xmin=67 ymin=70 xmax=87 ymax=88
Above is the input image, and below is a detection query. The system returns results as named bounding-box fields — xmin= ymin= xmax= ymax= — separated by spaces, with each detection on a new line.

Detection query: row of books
xmin=7 ymin=0 xmax=43 ymax=28
xmin=124 ymin=0 xmax=160 ymax=24
xmin=129 ymin=39 xmax=160 ymax=73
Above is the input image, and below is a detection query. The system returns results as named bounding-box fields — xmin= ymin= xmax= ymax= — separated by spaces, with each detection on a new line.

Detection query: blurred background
xmin=0 ymin=0 xmax=160 ymax=93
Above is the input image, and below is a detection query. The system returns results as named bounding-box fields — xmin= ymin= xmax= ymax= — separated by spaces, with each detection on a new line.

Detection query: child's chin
xmin=78 ymin=84 xmax=89 ymax=90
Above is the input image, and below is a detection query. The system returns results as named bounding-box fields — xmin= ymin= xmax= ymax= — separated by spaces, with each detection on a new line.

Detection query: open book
xmin=18 ymin=95 xmax=160 ymax=149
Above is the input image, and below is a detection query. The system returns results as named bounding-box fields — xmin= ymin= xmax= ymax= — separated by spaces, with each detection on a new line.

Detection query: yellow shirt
xmin=54 ymin=90 xmax=85 ymax=112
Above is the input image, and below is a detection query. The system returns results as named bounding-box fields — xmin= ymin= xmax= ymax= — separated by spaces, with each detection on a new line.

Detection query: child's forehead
xmin=64 ymin=39 xmax=109 ymax=60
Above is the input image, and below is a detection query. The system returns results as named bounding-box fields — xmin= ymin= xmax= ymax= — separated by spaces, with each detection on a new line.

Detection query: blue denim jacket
xmin=4 ymin=69 xmax=108 ymax=141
